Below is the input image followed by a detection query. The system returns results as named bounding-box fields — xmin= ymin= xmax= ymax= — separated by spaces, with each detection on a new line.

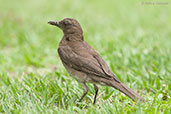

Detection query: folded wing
xmin=58 ymin=42 xmax=120 ymax=83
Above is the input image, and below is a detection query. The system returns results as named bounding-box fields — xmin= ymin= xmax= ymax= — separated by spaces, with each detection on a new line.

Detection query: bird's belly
xmin=62 ymin=62 xmax=92 ymax=83
xmin=62 ymin=62 xmax=110 ymax=86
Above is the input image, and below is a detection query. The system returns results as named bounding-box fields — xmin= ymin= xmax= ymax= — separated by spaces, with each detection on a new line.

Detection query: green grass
xmin=0 ymin=0 xmax=171 ymax=113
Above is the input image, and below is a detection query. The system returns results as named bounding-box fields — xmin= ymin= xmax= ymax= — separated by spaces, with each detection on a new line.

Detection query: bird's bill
xmin=48 ymin=21 xmax=59 ymax=27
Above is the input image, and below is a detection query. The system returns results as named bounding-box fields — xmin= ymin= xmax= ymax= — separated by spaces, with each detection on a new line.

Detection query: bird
xmin=48 ymin=18 xmax=145 ymax=104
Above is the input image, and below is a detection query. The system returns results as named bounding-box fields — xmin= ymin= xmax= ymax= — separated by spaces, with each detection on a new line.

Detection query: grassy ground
xmin=0 ymin=0 xmax=171 ymax=113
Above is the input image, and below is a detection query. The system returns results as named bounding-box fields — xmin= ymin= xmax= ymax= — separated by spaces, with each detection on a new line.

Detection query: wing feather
xmin=58 ymin=41 xmax=120 ymax=83
xmin=58 ymin=46 xmax=111 ymax=79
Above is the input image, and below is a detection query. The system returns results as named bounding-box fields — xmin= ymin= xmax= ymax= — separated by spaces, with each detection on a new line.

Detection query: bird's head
xmin=48 ymin=18 xmax=83 ymax=36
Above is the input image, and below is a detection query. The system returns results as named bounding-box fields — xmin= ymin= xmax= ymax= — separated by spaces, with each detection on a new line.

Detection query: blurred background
xmin=0 ymin=0 xmax=170 ymax=72
xmin=0 ymin=0 xmax=170 ymax=113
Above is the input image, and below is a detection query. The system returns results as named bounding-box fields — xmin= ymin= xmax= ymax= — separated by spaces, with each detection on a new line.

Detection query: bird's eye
xmin=63 ymin=21 xmax=67 ymax=26
xmin=72 ymin=24 xmax=77 ymax=27
xmin=63 ymin=20 xmax=73 ymax=26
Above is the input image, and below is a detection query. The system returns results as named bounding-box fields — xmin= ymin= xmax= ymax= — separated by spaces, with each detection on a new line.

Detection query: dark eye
xmin=63 ymin=21 xmax=67 ymax=26
xmin=72 ymin=24 xmax=77 ymax=27
xmin=66 ymin=37 xmax=70 ymax=41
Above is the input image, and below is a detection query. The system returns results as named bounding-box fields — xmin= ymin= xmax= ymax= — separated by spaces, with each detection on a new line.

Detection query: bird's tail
xmin=108 ymin=80 xmax=145 ymax=102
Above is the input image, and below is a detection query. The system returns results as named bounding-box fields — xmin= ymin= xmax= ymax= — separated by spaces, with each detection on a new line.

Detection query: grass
xmin=0 ymin=0 xmax=171 ymax=113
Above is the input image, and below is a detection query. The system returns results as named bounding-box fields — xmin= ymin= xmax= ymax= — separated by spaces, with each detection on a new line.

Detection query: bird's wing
xmin=82 ymin=42 xmax=120 ymax=82
xmin=58 ymin=41 xmax=120 ymax=83
xmin=93 ymin=54 xmax=120 ymax=82
xmin=58 ymin=45 xmax=112 ymax=79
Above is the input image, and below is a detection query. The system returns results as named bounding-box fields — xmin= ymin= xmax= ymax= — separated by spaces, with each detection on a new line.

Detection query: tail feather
xmin=109 ymin=81 xmax=145 ymax=102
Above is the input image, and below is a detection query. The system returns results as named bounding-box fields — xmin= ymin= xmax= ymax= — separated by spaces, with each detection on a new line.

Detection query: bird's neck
xmin=64 ymin=33 xmax=84 ymax=41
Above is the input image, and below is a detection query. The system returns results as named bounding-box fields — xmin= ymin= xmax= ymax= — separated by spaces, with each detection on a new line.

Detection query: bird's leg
xmin=93 ymin=84 xmax=99 ymax=105
xmin=78 ymin=83 xmax=89 ymax=102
